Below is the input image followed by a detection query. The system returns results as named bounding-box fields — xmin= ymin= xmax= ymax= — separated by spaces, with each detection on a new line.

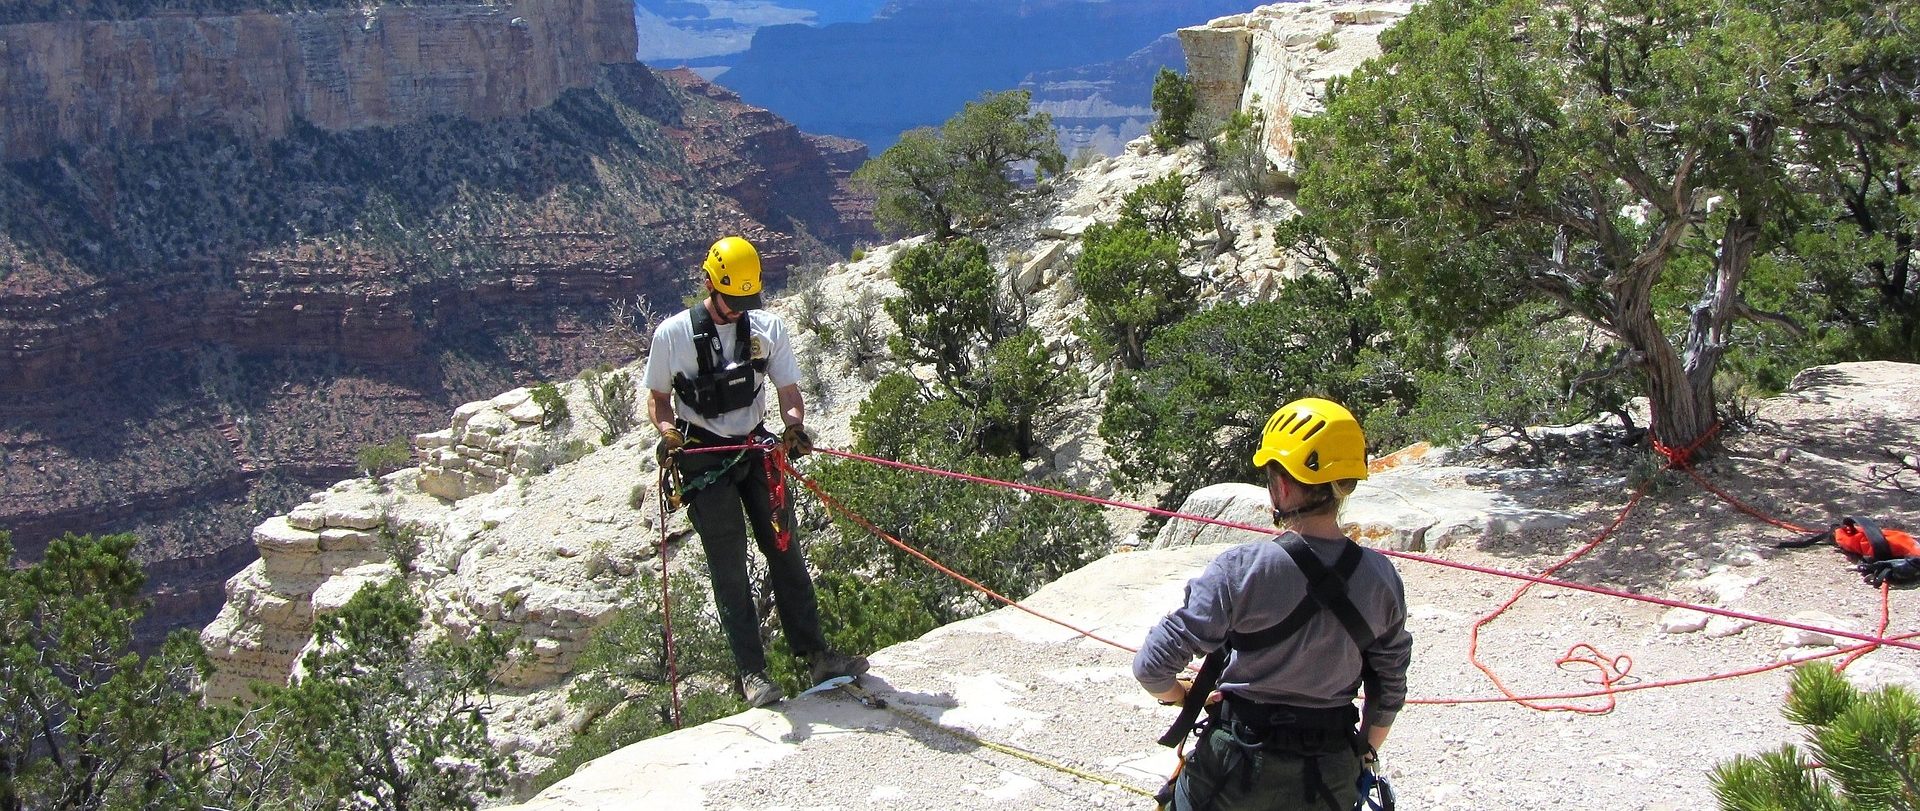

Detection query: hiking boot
xmin=740 ymin=671 xmax=783 ymax=708
xmin=806 ymin=649 xmax=869 ymax=685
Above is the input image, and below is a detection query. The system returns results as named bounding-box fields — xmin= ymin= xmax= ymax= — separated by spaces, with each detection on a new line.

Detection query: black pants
xmin=681 ymin=443 xmax=828 ymax=675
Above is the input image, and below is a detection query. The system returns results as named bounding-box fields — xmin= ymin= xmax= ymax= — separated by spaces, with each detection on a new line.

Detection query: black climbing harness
xmin=671 ymin=305 xmax=766 ymax=419
xmin=1157 ymin=534 xmax=1382 ymax=811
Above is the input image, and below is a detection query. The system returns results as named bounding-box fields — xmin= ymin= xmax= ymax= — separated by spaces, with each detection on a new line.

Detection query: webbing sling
xmin=690 ymin=305 xmax=750 ymax=377
xmin=1158 ymin=536 xmax=1374 ymax=747
xmin=1853 ymin=516 xmax=1894 ymax=563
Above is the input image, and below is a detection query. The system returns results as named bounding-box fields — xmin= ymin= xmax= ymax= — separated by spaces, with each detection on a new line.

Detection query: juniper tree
xmin=1150 ymin=68 xmax=1197 ymax=150
xmin=252 ymin=579 xmax=512 ymax=811
xmin=1073 ymin=222 xmax=1190 ymax=370
xmin=853 ymin=90 xmax=1065 ymax=239
xmin=884 ymin=239 xmax=1077 ymax=458
xmin=541 ymin=571 xmax=738 ymax=792
xmin=0 ymin=532 xmax=216 ymax=811
xmin=1099 ymin=255 xmax=1405 ymax=500
xmin=1295 ymin=0 xmax=1919 ymax=454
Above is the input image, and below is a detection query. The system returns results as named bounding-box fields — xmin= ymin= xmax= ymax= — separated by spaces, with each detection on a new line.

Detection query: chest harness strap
xmin=1157 ymin=536 xmax=1378 ymax=811
xmin=671 ymin=306 xmax=766 ymax=419
xmin=1158 ymin=536 xmax=1372 ymax=748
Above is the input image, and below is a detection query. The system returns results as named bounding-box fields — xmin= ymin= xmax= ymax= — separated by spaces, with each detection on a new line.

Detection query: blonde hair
xmin=1266 ymin=463 xmax=1360 ymax=522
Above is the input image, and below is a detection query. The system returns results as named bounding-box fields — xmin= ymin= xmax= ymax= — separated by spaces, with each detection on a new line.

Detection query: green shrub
xmin=584 ymin=368 xmax=638 ymax=445
xmin=1216 ymin=106 xmax=1271 ymax=206
xmin=1073 ymin=222 xmax=1192 ymax=370
xmin=530 ymin=382 xmax=569 ymax=430
xmin=377 ymin=524 xmax=421 ymax=574
xmin=1150 ymin=68 xmax=1197 ymax=150
xmin=356 ymin=437 xmax=413 ymax=479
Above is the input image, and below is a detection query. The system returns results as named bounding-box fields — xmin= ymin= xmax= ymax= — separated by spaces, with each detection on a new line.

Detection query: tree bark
xmin=1610 ymin=253 xmax=1717 ymax=459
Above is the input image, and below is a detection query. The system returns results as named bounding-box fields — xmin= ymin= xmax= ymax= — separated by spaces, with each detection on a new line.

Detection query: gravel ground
xmin=507 ymin=364 xmax=1920 ymax=811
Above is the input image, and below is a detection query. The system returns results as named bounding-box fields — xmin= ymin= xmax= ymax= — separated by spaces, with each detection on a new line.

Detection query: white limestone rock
xmin=508 ymin=399 xmax=547 ymax=424
xmin=310 ymin=564 xmax=399 ymax=616
xmin=1039 ymin=215 xmax=1094 ymax=240
xmin=286 ymin=502 xmax=327 ymax=531
xmin=1341 ymin=466 xmax=1578 ymax=552
xmin=1780 ymin=612 xmax=1854 ymax=648
xmin=321 ymin=497 xmax=386 ymax=530
xmin=1152 ymin=484 xmax=1274 ymax=549
xmin=492 ymin=387 xmax=534 ymax=411
xmin=1705 ymin=616 xmax=1754 ymax=638
xmin=1016 ymin=241 xmax=1069 ymax=293
xmin=318 ymin=527 xmax=376 ymax=552
xmin=255 ymin=515 xmax=318 ymax=561
xmin=1690 ymin=572 xmax=1766 ymax=604
xmin=451 ymin=400 xmax=492 ymax=428
xmin=1658 ymin=608 xmax=1711 ymax=635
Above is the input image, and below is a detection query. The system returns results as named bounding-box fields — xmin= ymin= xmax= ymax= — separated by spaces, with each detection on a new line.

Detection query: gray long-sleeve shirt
xmin=1133 ymin=532 xmax=1413 ymax=729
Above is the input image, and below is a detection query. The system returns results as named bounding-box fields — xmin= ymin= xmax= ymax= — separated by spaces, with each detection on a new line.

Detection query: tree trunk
xmin=1611 ymin=257 xmax=1718 ymax=459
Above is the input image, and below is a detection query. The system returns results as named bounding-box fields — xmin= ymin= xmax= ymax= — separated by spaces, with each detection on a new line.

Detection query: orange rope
xmin=1463 ymin=480 xmax=1654 ymax=713
xmin=780 ymin=440 xmax=1907 ymax=710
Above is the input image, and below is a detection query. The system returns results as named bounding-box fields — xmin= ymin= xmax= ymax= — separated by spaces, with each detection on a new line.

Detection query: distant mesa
xmin=0 ymin=0 xmax=479 ymax=25
xmin=1023 ymin=33 xmax=1186 ymax=161
xmin=631 ymin=0 xmax=891 ymax=62
xmin=694 ymin=0 xmax=1260 ymax=153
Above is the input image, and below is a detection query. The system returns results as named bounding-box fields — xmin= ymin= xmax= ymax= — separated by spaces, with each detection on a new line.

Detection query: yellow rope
xmin=840 ymin=683 xmax=1157 ymax=799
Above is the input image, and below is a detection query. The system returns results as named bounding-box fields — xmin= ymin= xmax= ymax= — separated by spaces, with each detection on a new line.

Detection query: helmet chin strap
xmin=1271 ymin=492 xmax=1335 ymax=526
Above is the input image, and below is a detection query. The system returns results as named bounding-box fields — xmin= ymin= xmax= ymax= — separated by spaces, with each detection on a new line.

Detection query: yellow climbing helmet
xmin=703 ymin=236 xmax=764 ymax=310
xmin=1251 ymin=397 xmax=1369 ymax=484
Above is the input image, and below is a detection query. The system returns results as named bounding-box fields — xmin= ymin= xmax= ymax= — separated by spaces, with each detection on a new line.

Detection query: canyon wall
xmin=1179 ymin=2 xmax=1409 ymax=174
xmin=0 ymin=0 xmax=871 ymax=644
xmin=0 ymin=0 xmax=634 ymax=161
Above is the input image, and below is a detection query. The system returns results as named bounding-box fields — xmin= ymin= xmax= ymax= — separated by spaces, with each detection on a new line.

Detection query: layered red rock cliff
xmin=0 ymin=0 xmax=634 ymax=161
xmin=0 ymin=0 xmax=873 ymax=642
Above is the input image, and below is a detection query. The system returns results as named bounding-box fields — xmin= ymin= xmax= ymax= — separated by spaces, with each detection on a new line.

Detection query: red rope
xmin=656 ymin=469 xmax=683 ymax=730
xmin=1649 ymin=421 xmax=1722 ymax=470
xmin=1411 ymin=628 xmax=1920 ymax=705
xmin=811 ymin=448 xmax=1919 ymax=654
xmin=780 ymin=458 xmax=1145 ymax=654
xmin=764 ymin=445 xmax=792 ymax=552
xmin=1837 ymin=582 xmax=1895 ymax=671
xmin=1680 ymin=467 xmax=1822 ymax=535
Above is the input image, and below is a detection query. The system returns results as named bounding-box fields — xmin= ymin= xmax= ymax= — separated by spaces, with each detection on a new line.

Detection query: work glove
xmin=655 ymin=426 xmax=685 ymax=465
xmin=781 ymin=424 xmax=814 ymax=458
xmin=1858 ymin=557 xmax=1920 ymax=587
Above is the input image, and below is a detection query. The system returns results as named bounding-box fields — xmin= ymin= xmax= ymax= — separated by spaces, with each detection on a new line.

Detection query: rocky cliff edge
xmin=506 ymin=362 xmax=1920 ymax=809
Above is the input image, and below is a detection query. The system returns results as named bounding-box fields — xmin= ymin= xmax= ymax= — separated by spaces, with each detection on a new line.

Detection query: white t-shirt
xmin=641 ymin=307 xmax=801 ymax=439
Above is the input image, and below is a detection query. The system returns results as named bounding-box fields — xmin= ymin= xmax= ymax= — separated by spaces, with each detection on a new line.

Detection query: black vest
xmin=671 ymin=306 xmax=767 ymax=419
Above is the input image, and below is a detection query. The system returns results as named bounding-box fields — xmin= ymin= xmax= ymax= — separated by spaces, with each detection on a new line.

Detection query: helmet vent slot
xmin=1300 ymin=421 xmax=1325 ymax=441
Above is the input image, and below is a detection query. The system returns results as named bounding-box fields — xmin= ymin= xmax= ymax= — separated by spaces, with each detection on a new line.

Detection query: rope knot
xmin=1650 ymin=421 xmax=1721 ymax=469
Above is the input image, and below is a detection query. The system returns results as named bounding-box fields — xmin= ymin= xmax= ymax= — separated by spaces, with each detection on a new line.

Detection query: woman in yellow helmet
xmin=1134 ymin=398 xmax=1411 ymax=811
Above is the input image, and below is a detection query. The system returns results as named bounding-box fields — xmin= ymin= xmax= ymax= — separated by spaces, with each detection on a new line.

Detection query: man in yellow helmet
xmin=1134 ymin=398 xmax=1412 ymax=811
xmin=642 ymin=236 xmax=866 ymax=708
